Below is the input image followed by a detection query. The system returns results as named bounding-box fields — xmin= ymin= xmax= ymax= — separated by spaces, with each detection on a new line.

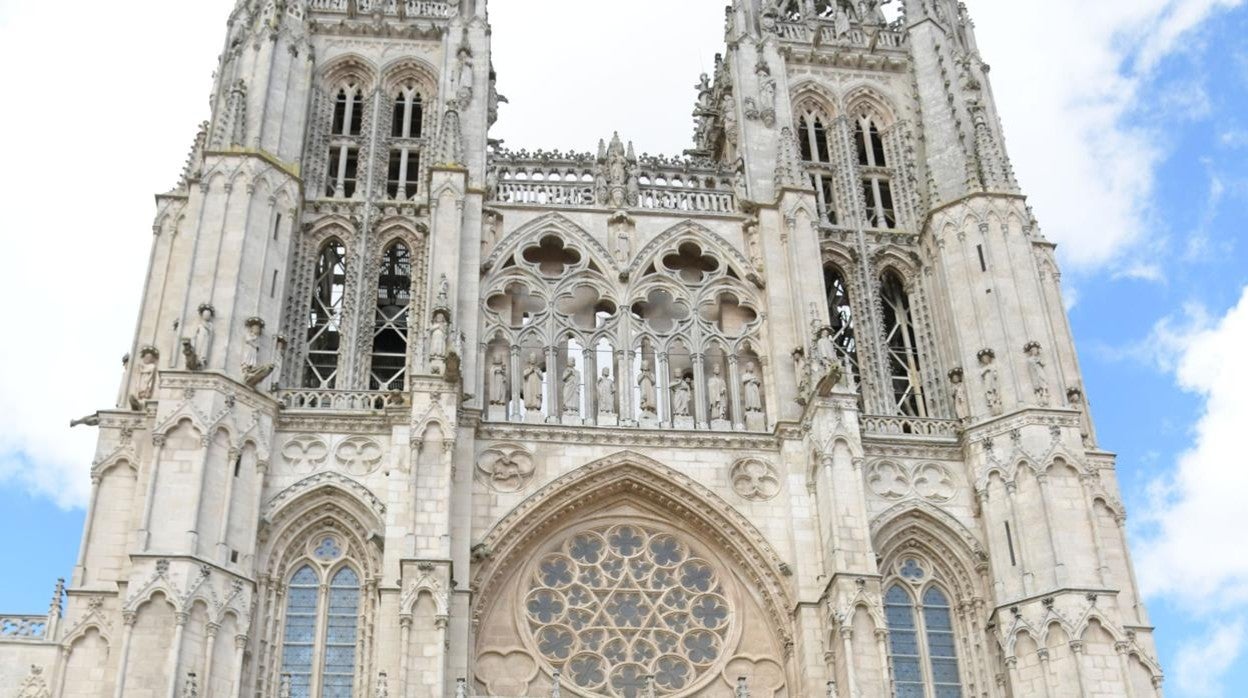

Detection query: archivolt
xmin=472 ymin=450 xmax=795 ymax=642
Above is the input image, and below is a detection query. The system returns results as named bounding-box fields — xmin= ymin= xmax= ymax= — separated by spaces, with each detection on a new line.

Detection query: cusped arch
xmin=790 ymin=80 xmax=839 ymax=118
xmin=843 ymin=84 xmax=897 ymax=127
xmin=262 ymin=472 xmax=386 ymax=528
xmin=473 ymin=451 xmax=795 ymax=641
xmin=871 ymin=500 xmax=987 ymax=602
xmin=380 ymin=55 xmax=440 ymax=95
xmin=629 ymin=220 xmax=756 ymax=284
xmin=483 ymin=212 xmax=619 ymax=278
xmin=319 ymin=52 xmax=378 ymax=91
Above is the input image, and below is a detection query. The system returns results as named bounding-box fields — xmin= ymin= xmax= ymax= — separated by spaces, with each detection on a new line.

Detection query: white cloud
xmin=1171 ymin=620 xmax=1245 ymax=697
xmin=966 ymin=0 xmax=1243 ymax=270
xmin=1136 ymin=287 xmax=1248 ymax=611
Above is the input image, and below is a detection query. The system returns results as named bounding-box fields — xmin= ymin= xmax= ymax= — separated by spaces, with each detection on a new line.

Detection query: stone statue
xmin=734 ymin=161 xmax=749 ymax=204
xmin=130 ymin=346 xmax=160 ymax=409
xmin=184 ymin=303 xmax=215 ymax=370
xmin=1025 ymin=342 xmax=1050 ymax=406
xmin=270 ymin=335 xmax=287 ymax=392
xmin=241 ymin=318 xmax=275 ymax=388
xmin=638 ymin=361 xmax=657 ymax=415
xmin=455 ymin=45 xmax=474 ymax=106
xmin=562 ymin=358 xmax=580 ymax=415
xmin=429 ymin=314 xmax=449 ymax=360
xmin=597 ymin=368 xmax=616 ymax=414
xmin=489 ymin=357 xmax=508 ymax=406
xmin=815 ymin=325 xmax=838 ymax=367
xmin=1067 ymin=387 xmax=1096 ymax=448
xmin=522 ymin=354 xmax=544 ymax=411
xmin=670 ymin=375 xmax=693 ymax=417
xmin=979 ymin=349 xmax=1002 ymax=415
xmin=743 ymin=362 xmax=763 ymax=413
xmin=950 ymin=368 xmax=970 ymax=422
xmin=70 ymin=413 xmax=101 ymax=428
xmin=436 ymin=274 xmax=450 ymax=308
xmin=792 ymin=347 xmax=810 ymax=400
xmin=707 ymin=365 xmax=728 ymax=420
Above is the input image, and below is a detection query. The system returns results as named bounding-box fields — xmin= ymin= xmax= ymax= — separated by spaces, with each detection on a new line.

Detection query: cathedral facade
xmin=0 ymin=1 xmax=1164 ymax=697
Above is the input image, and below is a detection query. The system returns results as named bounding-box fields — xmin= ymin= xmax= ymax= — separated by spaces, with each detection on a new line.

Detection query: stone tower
xmin=0 ymin=1 xmax=1163 ymax=697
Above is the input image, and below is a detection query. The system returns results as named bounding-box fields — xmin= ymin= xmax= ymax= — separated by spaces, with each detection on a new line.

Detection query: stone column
xmin=216 ymin=449 xmax=241 ymax=562
xmin=231 ymin=635 xmax=248 ymax=698
xmin=1035 ymin=473 xmax=1066 ymax=585
xmin=187 ymin=434 xmax=214 ymax=551
xmin=1004 ymin=481 xmax=1034 ymax=595
xmin=113 ymin=612 xmax=137 ymax=698
xmin=873 ymin=628 xmax=891 ymax=694
xmin=1081 ymin=474 xmax=1111 ymax=586
xmin=1115 ymin=642 xmax=1139 ymax=698
xmin=509 ymin=344 xmax=522 ymax=422
xmin=398 ymin=615 xmax=412 ymax=698
xmin=202 ymin=622 xmax=220 ymax=692
xmin=838 ymin=627 xmax=858 ymax=698
xmin=1036 ymin=648 xmax=1055 ymax=698
xmin=139 ymin=435 xmax=168 ymax=551
xmin=691 ymin=352 xmax=707 ymax=429
xmin=73 ymin=474 xmax=103 ymax=584
xmin=1070 ymin=641 xmax=1091 ymax=696
xmin=545 ymin=345 xmax=559 ymax=423
xmin=727 ymin=355 xmax=745 ymax=431
xmin=165 ymin=610 xmax=190 ymax=698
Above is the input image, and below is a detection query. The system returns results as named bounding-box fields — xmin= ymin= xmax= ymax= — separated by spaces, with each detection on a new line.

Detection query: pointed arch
xmin=483 ymin=212 xmax=619 ymax=278
xmin=871 ymin=501 xmax=987 ymax=601
xmin=318 ymin=53 xmax=378 ymax=92
xmin=263 ymin=472 xmax=386 ymax=527
xmin=474 ymin=450 xmax=793 ymax=637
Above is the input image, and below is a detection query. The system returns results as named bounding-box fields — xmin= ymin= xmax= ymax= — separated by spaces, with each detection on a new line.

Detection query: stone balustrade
xmin=308 ymin=0 xmax=452 ymax=18
xmin=489 ymin=153 xmax=738 ymax=215
xmin=277 ymin=389 xmax=404 ymax=412
xmin=0 ymin=616 xmax=47 ymax=641
xmin=861 ymin=414 xmax=960 ymax=439
xmin=775 ymin=21 xmax=907 ymax=50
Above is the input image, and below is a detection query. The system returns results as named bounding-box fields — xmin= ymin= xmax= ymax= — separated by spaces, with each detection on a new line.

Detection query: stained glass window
xmin=281 ymin=566 xmax=320 ymax=698
xmin=321 ymin=567 xmax=360 ymax=698
xmin=525 ymin=525 xmax=733 ymax=696
xmin=885 ymin=585 xmax=924 ymax=698
xmin=884 ymin=583 xmax=964 ymax=698
xmin=923 ymin=587 xmax=962 ymax=698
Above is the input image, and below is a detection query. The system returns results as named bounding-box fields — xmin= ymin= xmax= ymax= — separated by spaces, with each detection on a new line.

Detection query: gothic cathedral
xmin=0 ymin=1 xmax=1164 ymax=697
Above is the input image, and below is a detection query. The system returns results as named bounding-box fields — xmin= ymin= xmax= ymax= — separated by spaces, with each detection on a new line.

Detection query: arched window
xmin=304 ymin=240 xmax=347 ymax=389
xmin=823 ymin=264 xmax=860 ymax=387
xmin=798 ymin=108 xmax=838 ymax=225
xmin=326 ymin=83 xmax=365 ymax=198
xmin=280 ymin=566 xmax=319 ymax=697
xmin=885 ymin=583 xmax=965 ymax=698
xmin=278 ymin=538 xmax=363 ymax=698
xmin=855 ymin=116 xmax=896 ymax=229
xmin=369 ymin=241 xmax=412 ymax=390
xmin=387 ymin=83 xmax=427 ymax=200
xmin=880 ymin=271 xmax=927 ymax=417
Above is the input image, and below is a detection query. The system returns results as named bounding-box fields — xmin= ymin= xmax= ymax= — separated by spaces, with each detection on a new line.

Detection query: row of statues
xmin=949 ymin=343 xmax=1053 ymax=422
xmin=489 ymin=353 xmax=764 ymax=420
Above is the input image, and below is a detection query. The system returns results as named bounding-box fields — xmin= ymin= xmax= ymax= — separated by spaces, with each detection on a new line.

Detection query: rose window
xmin=523 ymin=524 xmax=734 ymax=696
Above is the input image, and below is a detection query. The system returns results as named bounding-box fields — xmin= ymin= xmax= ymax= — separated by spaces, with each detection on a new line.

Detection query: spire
xmin=435 ymin=108 xmax=465 ymax=166
xmin=774 ymin=126 xmax=805 ymax=189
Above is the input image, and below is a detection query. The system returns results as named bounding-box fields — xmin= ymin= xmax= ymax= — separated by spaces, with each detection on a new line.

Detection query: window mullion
xmin=914 ymin=598 xmax=938 ymax=698
xmin=310 ymin=581 xmax=330 ymax=698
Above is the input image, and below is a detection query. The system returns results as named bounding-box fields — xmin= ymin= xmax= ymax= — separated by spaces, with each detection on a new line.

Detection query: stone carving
xmin=280 ymin=435 xmax=330 ymax=473
xmin=428 ymin=311 xmax=449 ymax=375
xmin=1067 ymin=386 xmax=1096 ymax=448
xmin=180 ymin=672 xmax=199 ymax=698
xmin=436 ymin=108 xmax=464 ymax=165
xmin=522 ymin=354 xmax=544 ymax=411
xmin=489 ymin=357 xmax=509 ymax=406
xmin=374 ymin=672 xmax=388 ymax=698
xmin=774 ymin=127 xmax=805 ymax=189
xmin=859 ymin=0 xmax=888 ymax=26
xmin=475 ymin=445 xmax=535 ymax=493
xmin=15 ymin=665 xmax=51 ymax=698
xmin=454 ymin=44 xmax=475 ymax=107
xmin=561 ymin=358 xmax=581 ymax=415
xmin=241 ymin=317 xmax=275 ymax=388
xmin=978 ymin=349 xmax=1002 ymax=416
xmin=130 ymin=346 xmax=160 ymax=409
xmin=596 ymin=133 xmax=638 ymax=208
xmin=742 ymin=362 xmax=763 ymax=413
xmin=708 ymin=365 xmax=729 ymax=421
xmin=725 ymin=656 xmax=785 ymax=698
xmin=475 ymin=649 xmax=539 ymax=696
xmin=270 ymin=334 xmax=286 ymax=392
xmin=866 ymin=460 xmax=956 ymax=503
xmin=609 ymin=210 xmax=634 ymax=265
xmin=333 ymin=436 xmax=385 ymax=476
xmin=754 ymin=59 xmax=777 ymax=127
xmin=949 ymin=367 xmax=970 ymax=422
xmin=1025 ymin=341 xmax=1050 ymax=406
xmin=182 ymin=303 xmax=215 ymax=371
xmin=670 ymin=374 xmax=693 ymax=417
xmin=596 ymin=368 xmax=616 ymax=414
xmin=731 ymin=458 xmax=781 ymax=501
xmin=637 ymin=361 xmax=658 ymax=416
xmin=520 ymin=524 xmax=735 ymax=695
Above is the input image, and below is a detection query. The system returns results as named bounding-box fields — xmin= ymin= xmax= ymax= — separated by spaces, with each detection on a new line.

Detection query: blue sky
xmin=1 ymin=0 xmax=1247 ymax=695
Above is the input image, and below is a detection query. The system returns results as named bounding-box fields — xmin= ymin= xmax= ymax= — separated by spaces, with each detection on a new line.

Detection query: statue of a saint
xmin=130 ymin=346 xmax=160 ymax=409
xmin=562 ymin=358 xmax=581 ymax=414
xmin=950 ymin=368 xmax=970 ymax=422
xmin=489 ymin=357 xmax=508 ymax=406
xmin=670 ymin=375 xmax=693 ymax=417
xmin=522 ymin=354 xmax=544 ymax=411
xmin=979 ymin=350 xmax=1002 ymax=415
xmin=186 ymin=303 xmax=215 ymax=370
xmin=455 ymin=46 xmax=474 ymax=105
xmin=707 ymin=365 xmax=728 ymax=421
xmin=638 ymin=361 xmax=657 ymax=415
xmin=240 ymin=317 xmax=275 ymax=388
xmin=429 ymin=314 xmax=448 ymax=359
xmin=742 ymin=362 xmax=763 ymax=413
xmin=597 ymin=368 xmax=616 ymax=414
xmin=1025 ymin=342 xmax=1050 ymax=406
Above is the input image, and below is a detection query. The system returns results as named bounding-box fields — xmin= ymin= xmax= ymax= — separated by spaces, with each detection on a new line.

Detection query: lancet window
xmin=883 ymin=556 xmax=966 ymax=698
xmin=797 ymin=107 xmax=839 ymax=225
xmin=880 ymin=270 xmax=927 ymax=417
xmin=386 ymin=81 xmax=429 ymax=201
xmin=326 ymin=82 xmax=365 ymax=198
xmin=278 ymin=534 xmax=362 ymax=698
xmin=480 ymin=227 xmax=766 ymax=431
xmin=304 ymin=240 xmax=347 ymax=389
xmin=369 ymin=241 xmax=412 ymax=390
xmin=855 ymin=115 xmax=896 ymax=229
xmin=823 ymin=264 xmax=860 ymax=387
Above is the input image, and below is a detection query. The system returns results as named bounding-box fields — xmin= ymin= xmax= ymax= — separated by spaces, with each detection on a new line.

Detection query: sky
xmin=1 ymin=0 xmax=1247 ymax=694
